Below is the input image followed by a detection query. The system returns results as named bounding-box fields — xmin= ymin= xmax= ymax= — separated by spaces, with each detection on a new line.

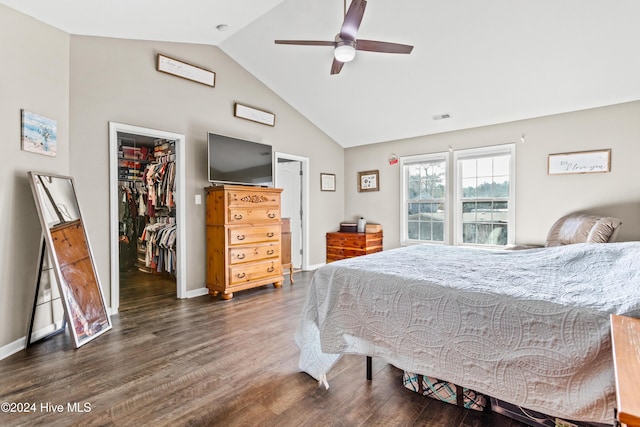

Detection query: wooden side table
xmin=611 ymin=314 xmax=640 ymax=427
xmin=326 ymin=231 xmax=382 ymax=263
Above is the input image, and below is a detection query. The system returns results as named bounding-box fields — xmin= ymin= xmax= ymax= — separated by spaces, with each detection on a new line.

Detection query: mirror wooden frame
xmin=28 ymin=171 xmax=111 ymax=348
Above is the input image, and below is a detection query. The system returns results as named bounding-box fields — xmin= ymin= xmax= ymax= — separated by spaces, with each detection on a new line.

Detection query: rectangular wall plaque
xmin=157 ymin=54 xmax=215 ymax=87
xmin=234 ymin=103 xmax=276 ymax=127
xmin=548 ymin=149 xmax=611 ymax=175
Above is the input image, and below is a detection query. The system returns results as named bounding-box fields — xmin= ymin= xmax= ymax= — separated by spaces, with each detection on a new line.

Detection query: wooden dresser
xmin=205 ymin=185 xmax=284 ymax=300
xmin=326 ymin=231 xmax=383 ymax=263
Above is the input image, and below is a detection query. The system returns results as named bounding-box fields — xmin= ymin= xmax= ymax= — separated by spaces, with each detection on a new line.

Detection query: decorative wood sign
xmin=548 ymin=149 xmax=611 ymax=175
xmin=156 ymin=54 xmax=215 ymax=87
xmin=234 ymin=103 xmax=276 ymax=126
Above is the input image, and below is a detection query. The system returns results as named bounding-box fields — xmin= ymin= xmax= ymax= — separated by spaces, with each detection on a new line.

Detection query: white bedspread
xmin=295 ymin=242 xmax=640 ymax=423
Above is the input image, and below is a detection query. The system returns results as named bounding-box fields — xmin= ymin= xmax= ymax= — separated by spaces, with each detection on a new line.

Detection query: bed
xmin=295 ymin=242 xmax=640 ymax=424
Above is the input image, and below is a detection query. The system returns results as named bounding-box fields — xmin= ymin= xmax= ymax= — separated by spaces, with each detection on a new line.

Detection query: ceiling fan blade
xmin=274 ymin=40 xmax=336 ymax=47
xmin=330 ymin=58 xmax=345 ymax=75
xmin=339 ymin=0 xmax=367 ymax=40
xmin=356 ymin=39 xmax=414 ymax=54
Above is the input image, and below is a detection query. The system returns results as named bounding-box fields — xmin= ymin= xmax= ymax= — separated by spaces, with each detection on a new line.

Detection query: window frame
xmin=453 ymin=144 xmax=516 ymax=247
xmin=400 ymin=152 xmax=450 ymax=246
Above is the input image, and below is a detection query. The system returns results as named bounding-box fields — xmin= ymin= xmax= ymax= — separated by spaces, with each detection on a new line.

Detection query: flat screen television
xmin=208 ymin=133 xmax=273 ymax=186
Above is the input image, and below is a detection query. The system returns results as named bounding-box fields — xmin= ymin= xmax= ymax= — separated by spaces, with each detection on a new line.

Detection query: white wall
xmin=0 ymin=7 xmax=344 ymax=355
xmin=68 ymin=36 xmax=344 ymax=304
xmin=345 ymin=101 xmax=640 ymax=249
xmin=3 ymin=3 xmax=640 ymax=358
xmin=0 ymin=5 xmax=70 ymax=352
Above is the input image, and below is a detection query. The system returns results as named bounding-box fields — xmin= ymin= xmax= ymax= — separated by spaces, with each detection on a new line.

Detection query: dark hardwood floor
xmin=0 ymin=270 xmax=530 ymax=427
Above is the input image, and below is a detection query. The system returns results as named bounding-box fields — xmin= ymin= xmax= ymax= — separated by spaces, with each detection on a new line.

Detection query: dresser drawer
xmin=227 ymin=190 xmax=280 ymax=208
xmin=229 ymin=243 xmax=280 ymax=265
xmin=229 ymin=260 xmax=282 ymax=286
xmin=228 ymin=207 xmax=280 ymax=224
xmin=229 ymin=225 xmax=280 ymax=245
xmin=326 ymin=247 xmax=368 ymax=259
xmin=326 ymin=231 xmax=383 ymax=263
xmin=326 ymin=232 xmax=381 ymax=248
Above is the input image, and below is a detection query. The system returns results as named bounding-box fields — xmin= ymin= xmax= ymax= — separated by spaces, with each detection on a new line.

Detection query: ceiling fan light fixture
xmin=275 ymin=0 xmax=413 ymax=74
xmin=334 ymin=42 xmax=356 ymax=62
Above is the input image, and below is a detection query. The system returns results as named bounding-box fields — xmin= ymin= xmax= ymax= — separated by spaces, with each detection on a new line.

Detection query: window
xmin=401 ymin=144 xmax=515 ymax=247
xmin=400 ymin=153 xmax=448 ymax=244
xmin=454 ymin=145 xmax=515 ymax=246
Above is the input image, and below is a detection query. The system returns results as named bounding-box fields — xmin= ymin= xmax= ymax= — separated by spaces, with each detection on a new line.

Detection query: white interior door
xmin=277 ymin=159 xmax=302 ymax=269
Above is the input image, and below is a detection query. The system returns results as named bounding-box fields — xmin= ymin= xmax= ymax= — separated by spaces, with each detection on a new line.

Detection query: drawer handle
xmin=266 ymin=249 xmax=275 ymax=255
xmin=234 ymin=214 xmax=243 ymax=220
xmin=267 ymin=266 xmax=274 ymax=273
xmin=237 ymin=235 xmax=246 ymax=241
xmin=268 ymin=213 xmax=276 ymax=218
xmin=237 ymin=272 xmax=246 ymax=279
xmin=266 ymin=232 xmax=275 ymax=238
xmin=237 ymin=254 xmax=246 ymax=260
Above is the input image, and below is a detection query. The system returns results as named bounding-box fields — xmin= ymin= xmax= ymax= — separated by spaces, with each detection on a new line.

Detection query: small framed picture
xmin=358 ymin=170 xmax=379 ymax=192
xmin=320 ymin=173 xmax=336 ymax=191
xmin=21 ymin=110 xmax=57 ymax=157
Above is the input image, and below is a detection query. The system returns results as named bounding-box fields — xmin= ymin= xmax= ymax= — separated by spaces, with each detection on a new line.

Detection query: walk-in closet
xmin=117 ymin=132 xmax=177 ymax=309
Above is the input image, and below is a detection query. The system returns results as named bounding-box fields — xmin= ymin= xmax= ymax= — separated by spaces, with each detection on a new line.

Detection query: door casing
xmin=274 ymin=152 xmax=309 ymax=271
xmin=108 ymin=122 xmax=186 ymax=314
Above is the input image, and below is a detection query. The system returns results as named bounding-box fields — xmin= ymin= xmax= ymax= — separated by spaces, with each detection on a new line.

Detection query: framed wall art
xmin=21 ymin=110 xmax=57 ymax=157
xmin=234 ymin=103 xmax=276 ymax=126
xmin=358 ymin=170 xmax=379 ymax=192
xmin=548 ymin=149 xmax=611 ymax=175
xmin=320 ymin=173 xmax=336 ymax=191
xmin=156 ymin=54 xmax=215 ymax=87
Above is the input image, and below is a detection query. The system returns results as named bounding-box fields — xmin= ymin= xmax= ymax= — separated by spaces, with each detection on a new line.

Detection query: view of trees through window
xmin=402 ymin=146 xmax=513 ymax=246
xmin=460 ymin=155 xmax=510 ymax=245
xmin=406 ymin=159 xmax=446 ymax=242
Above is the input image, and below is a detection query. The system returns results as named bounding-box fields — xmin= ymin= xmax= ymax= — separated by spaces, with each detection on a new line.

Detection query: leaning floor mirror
xmin=28 ymin=172 xmax=111 ymax=348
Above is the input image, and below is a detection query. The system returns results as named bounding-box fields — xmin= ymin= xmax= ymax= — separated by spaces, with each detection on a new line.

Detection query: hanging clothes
xmin=143 ymin=154 xmax=176 ymax=214
xmin=120 ymin=138 xmax=177 ymax=276
xmin=140 ymin=221 xmax=177 ymax=274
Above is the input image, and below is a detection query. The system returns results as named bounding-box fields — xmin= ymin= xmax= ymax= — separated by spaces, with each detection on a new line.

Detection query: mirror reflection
xmin=32 ymin=174 xmax=81 ymax=226
xmin=28 ymin=172 xmax=111 ymax=348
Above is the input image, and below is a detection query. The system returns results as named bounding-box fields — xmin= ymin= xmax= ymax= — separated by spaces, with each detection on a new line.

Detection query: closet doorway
xmin=275 ymin=152 xmax=309 ymax=271
xmin=108 ymin=122 xmax=186 ymax=314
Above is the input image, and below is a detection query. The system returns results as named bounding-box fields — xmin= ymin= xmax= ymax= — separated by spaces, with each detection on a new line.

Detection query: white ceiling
xmin=3 ymin=0 xmax=640 ymax=148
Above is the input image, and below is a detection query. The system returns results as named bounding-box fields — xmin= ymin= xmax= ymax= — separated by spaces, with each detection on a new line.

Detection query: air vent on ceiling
xmin=432 ymin=113 xmax=451 ymax=121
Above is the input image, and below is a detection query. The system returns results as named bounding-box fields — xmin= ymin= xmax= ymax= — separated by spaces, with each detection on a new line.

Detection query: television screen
xmin=208 ymin=133 xmax=273 ymax=186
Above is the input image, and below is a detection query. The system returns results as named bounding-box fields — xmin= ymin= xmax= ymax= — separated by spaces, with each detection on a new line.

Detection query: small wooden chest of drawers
xmin=206 ymin=185 xmax=284 ymax=299
xmin=326 ymin=231 xmax=383 ymax=263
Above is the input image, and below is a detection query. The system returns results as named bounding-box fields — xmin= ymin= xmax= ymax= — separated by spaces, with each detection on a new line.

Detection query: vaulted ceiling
xmin=3 ymin=0 xmax=640 ymax=148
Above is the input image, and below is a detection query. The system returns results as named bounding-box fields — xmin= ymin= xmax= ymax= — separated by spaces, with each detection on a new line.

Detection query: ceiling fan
xmin=274 ymin=0 xmax=414 ymax=75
